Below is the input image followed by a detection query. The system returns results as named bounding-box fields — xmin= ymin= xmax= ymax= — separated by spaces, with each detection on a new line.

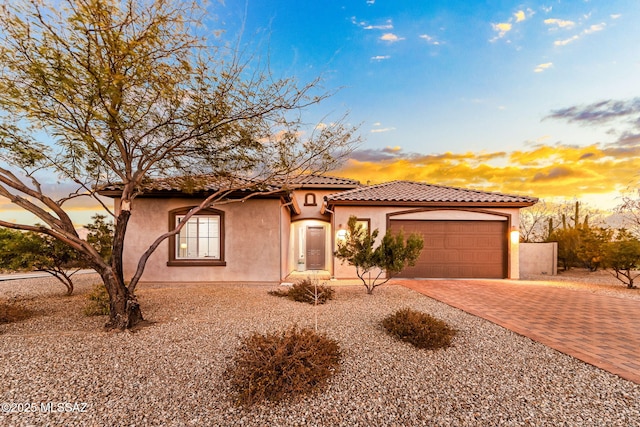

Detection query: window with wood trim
xmin=168 ymin=207 xmax=226 ymax=266
xmin=304 ymin=193 xmax=317 ymax=206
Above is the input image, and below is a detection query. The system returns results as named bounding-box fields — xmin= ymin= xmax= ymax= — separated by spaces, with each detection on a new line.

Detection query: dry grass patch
xmin=0 ymin=300 xmax=34 ymax=324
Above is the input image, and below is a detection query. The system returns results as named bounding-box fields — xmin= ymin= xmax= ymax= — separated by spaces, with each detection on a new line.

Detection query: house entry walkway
xmin=396 ymin=279 xmax=640 ymax=385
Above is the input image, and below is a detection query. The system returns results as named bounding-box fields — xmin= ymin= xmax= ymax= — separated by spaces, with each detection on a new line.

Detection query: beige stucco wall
xmin=331 ymin=206 xmax=523 ymax=279
xmin=519 ymin=242 xmax=558 ymax=276
xmin=122 ymin=197 xmax=283 ymax=283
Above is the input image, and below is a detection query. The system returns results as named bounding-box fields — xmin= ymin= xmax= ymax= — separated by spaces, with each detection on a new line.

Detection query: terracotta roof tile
xmin=286 ymin=174 xmax=360 ymax=188
xmin=98 ymin=173 xmax=360 ymax=195
xmin=326 ymin=180 xmax=537 ymax=205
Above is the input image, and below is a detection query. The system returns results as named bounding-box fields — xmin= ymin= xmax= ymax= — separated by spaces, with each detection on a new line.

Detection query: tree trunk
xmin=101 ymin=204 xmax=143 ymax=330
xmin=101 ymin=268 xmax=143 ymax=329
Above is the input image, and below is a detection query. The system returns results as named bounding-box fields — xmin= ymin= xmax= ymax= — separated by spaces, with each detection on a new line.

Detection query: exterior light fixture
xmin=510 ymin=226 xmax=520 ymax=244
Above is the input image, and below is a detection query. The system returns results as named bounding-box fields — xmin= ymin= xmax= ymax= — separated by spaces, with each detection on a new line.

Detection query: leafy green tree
xmin=0 ymin=227 xmax=26 ymax=272
xmin=576 ymin=227 xmax=613 ymax=271
xmin=547 ymin=228 xmax=581 ymax=271
xmin=0 ymin=0 xmax=357 ymax=329
xmin=86 ymin=214 xmax=114 ymax=263
xmin=8 ymin=231 xmax=81 ymax=295
xmin=0 ymin=215 xmax=112 ymax=294
xmin=602 ymin=229 xmax=640 ymax=289
xmin=335 ymin=216 xmax=424 ymax=294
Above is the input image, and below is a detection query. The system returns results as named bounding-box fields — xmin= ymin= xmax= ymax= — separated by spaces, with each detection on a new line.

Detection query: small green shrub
xmin=0 ymin=301 xmax=33 ymax=324
xmin=268 ymin=278 xmax=335 ymax=304
xmin=226 ymin=326 xmax=341 ymax=406
xmin=382 ymin=308 xmax=456 ymax=350
xmin=84 ymin=284 xmax=110 ymax=316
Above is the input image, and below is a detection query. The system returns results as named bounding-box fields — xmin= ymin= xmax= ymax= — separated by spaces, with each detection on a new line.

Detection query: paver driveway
xmin=395 ymin=279 xmax=640 ymax=384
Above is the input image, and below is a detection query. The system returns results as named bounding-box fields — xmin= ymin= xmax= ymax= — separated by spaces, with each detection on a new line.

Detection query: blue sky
xmin=216 ymin=0 xmax=640 ymax=209
xmin=3 ymin=0 xmax=640 ymax=227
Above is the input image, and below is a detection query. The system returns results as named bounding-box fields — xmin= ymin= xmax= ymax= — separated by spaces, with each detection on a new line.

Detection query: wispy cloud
xmin=544 ymin=18 xmax=576 ymax=29
xmin=554 ymin=35 xmax=579 ymax=46
xmin=585 ymin=23 xmax=606 ymax=34
xmin=553 ymin=22 xmax=606 ymax=46
xmin=352 ymin=17 xmax=393 ymax=30
xmin=546 ymin=98 xmax=640 ymax=127
xmin=380 ymin=33 xmax=405 ymax=42
xmin=364 ymin=23 xmax=394 ymax=30
xmin=371 ymin=55 xmax=391 ymax=61
xmin=370 ymin=127 xmax=396 ymax=133
xmin=490 ymin=22 xmax=512 ymax=41
xmin=490 ymin=8 xmax=533 ymax=43
xmin=419 ymin=34 xmax=442 ymax=45
xmin=534 ymin=62 xmax=553 ymax=73
xmin=370 ymin=123 xmax=396 ymax=133
xmin=611 ymin=14 xmax=622 ymax=20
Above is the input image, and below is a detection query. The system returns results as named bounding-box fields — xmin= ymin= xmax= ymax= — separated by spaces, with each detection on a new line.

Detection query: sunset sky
xmin=2 ymin=0 xmax=640 ymax=226
xmin=221 ymin=0 xmax=640 ymax=209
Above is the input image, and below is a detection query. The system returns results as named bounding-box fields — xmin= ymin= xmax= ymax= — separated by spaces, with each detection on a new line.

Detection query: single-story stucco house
xmin=99 ymin=175 xmax=537 ymax=283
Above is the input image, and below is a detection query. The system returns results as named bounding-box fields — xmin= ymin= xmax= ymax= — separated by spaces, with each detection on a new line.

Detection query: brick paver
xmin=396 ymin=279 xmax=640 ymax=384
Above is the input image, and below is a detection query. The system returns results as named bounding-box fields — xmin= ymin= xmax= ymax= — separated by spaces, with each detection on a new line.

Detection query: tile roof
xmin=286 ymin=174 xmax=360 ymax=188
xmin=98 ymin=173 xmax=360 ymax=196
xmin=325 ymin=180 xmax=538 ymax=205
xmin=98 ymin=175 xmax=282 ymax=195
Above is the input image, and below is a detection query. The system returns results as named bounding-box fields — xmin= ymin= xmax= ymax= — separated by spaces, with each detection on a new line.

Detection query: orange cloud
xmin=334 ymin=142 xmax=640 ymax=208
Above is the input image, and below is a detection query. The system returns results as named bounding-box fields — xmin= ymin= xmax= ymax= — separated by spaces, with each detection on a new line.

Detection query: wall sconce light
xmin=510 ymin=226 xmax=520 ymax=244
xmin=336 ymin=229 xmax=347 ymax=241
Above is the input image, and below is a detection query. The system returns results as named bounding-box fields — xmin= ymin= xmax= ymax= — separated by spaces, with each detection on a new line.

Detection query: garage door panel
xmin=389 ymin=219 xmax=507 ymax=278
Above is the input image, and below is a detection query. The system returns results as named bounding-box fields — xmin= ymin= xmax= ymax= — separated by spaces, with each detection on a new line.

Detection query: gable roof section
xmin=325 ymin=180 xmax=538 ymax=207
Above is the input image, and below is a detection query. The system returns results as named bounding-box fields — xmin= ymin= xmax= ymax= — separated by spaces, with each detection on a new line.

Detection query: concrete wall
xmin=519 ymin=242 xmax=558 ymax=276
xmin=123 ymin=197 xmax=282 ymax=283
xmin=332 ymin=206 xmax=523 ymax=279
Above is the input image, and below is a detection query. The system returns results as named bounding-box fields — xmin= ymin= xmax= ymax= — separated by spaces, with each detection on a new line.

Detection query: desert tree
xmin=335 ymin=216 xmax=423 ymax=294
xmin=519 ymin=200 xmax=551 ymax=242
xmin=0 ymin=0 xmax=358 ymax=329
xmin=2 ymin=230 xmax=82 ymax=295
xmin=617 ymin=186 xmax=640 ymax=238
xmin=602 ymin=229 xmax=640 ymax=288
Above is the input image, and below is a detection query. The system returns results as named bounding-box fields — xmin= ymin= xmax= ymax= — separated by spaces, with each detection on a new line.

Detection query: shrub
xmin=84 ymin=284 xmax=111 ymax=316
xmin=382 ymin=308 xmax=456 ymax=350
xmin=0 ymin=301 xmax=33 ymax=324
xmin=268 ymin=278 xmax=335 ymax=304
xmin=226 ymin=326 xmax=341 ymax=406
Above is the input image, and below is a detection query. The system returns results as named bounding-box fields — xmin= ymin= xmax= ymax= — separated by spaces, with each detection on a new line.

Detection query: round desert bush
xmin=83 ymin=284 xmax=110 ymax=316
xmin=382 ymin=308 xmax=456 ymax=350
xmin=226 ymin=326 xmax=341 ymax=405
xmin=0 ymin=301 xmax=33 ymax=324
xmin=268 ymin=278 xmax=335 ymax=304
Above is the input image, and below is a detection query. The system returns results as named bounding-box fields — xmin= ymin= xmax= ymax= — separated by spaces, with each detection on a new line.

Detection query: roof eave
xmin=325 ymin=200 xmax=538 ymax=208
xmin=97 ymin=189 xmax=287 ymax=199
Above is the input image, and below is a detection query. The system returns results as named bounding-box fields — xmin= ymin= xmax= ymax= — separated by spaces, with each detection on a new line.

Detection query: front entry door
xmin=306 ymin=226 xmax=325 ymax=270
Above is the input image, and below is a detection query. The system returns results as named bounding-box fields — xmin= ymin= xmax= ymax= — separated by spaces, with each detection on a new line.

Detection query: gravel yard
xmin=1 ymin=273 xmax=640 ymax=426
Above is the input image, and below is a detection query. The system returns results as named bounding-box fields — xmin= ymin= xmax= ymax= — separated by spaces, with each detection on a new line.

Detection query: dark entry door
xmin=306 ymin=226 xmax=325 ymax=270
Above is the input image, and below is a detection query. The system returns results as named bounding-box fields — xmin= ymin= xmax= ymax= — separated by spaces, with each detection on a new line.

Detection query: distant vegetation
xmin=0 ymin=215 xmax=113 ymax=295
xmin=520 ymin=198 xmax=640 ymax=288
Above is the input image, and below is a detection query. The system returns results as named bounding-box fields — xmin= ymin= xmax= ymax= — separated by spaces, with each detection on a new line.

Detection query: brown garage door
xmin=389 ymin=220 xmax=507 ymax=278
